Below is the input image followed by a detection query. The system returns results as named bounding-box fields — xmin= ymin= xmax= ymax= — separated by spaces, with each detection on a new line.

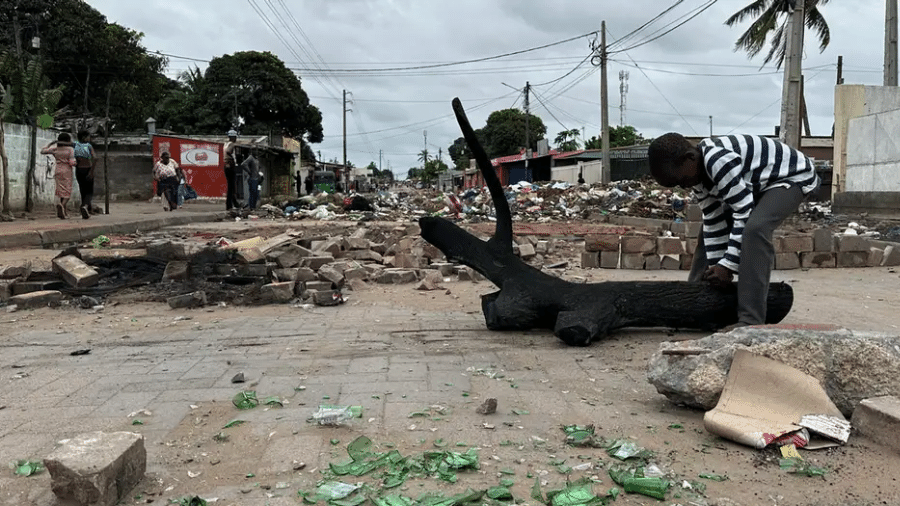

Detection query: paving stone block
xmin=518 ymin=243 xmax=537 ymax=260
xmin=304 ymin=280 xmax=333 ymax=291
xmin=273 ymin=268 xmax=300 ymax=282
xmin=836 ymin=234 xmax=870 ymax=252
xmin=9 ymin=290 xmax=62 ymax=308
xmin=680 ymin=254 xmax=693 ymax=270
xmin=851 ymin=396 xmax=900 ymax=454
xmin=671 ymin=221 xmax=702 ymax=238
xmin=44 ymin=431 xmax=146 ymax=506
xmin=261 ymin=282 xmax=295 ymax=303
xmin=775 ymin=252 xmax=801 ymax=270
xmin=685 ymin=204 xmax=703 ymax=222
xmin=429 ymin=262 xmax=456 ymax=276
xmin=0 ymin=263 xmax=31 ymax=279
xmin=813 ymin=228 xmax=834 ymax=252
xmin=883 ymin=245 xmax=900 ymax=267
xmin=869 ymin=247 xmax=885 ymax=267
xmin=656 ymin=237 xmax=685 ymax=255
xmin=312 ymin=289 xmax=344 ymax=306
xmin=837 ymin=251 xmax=869 ymax=268
xmin=644 ymin=254 xmax=661 ymax=270
xmin=600 ymin=251 xmax=619 ymax=269
xmin=0 ymin=279 xmax=11 ymax=302
xmin=302 ymin=255 xmax=335 ymax=271
xmin=778 ymin=235 xmax=814 ymax=253
xmin=318 ymin=264 xmax=346 ymax=286
xmin=343 ymin=267 xmax=369 ymax=280
xmin=294 ymin=267 xmax=318 ymax=282
xmin=11 ymin=280 xmax=63 ymax=295
xmin=584 ymin=234 xmax=620 ymax=252
xmin=535 ymin=240 xmax=550 ymax=254
xmin=393 ymin=253 xmax=424 ymax=269
xmin=620 ymin=252 xmax=645 ymax=269
xmin=660 ymin=255 xmax=681 ymax=270
xmin=621 ymin=236 xmax=656 ymax=254
xmin=377 ymin=269 xmax=418 ymax=284
xmin=801 ymin=252 xmax=836 ymax=268
xmin=345 ymin=249 xmax=384 ymax=262
xmin=52 ymin=255 xmax=100 ymax=288
xmin=580 ymin=251 xmax=600 ymax=269
xmin=346 ymin=237 xmax=371 ymax=250
xmin=166 ymin=291 xmax=206 ymax=309
xmin=685 ymin=237 xmax=699 ymax=255
xmin=162 ymin=261 xmax=189 ymax=281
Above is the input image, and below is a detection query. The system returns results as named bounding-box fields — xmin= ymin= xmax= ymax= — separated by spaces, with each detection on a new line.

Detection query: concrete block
xmin=644 ymin=254 xmax=661 ymax=270
xmin=671 ymin=221 xmax=702 ymax=239
xmin=0 ymin=263 xmax=31 ymax=279
xmin=869 ymin=247 xmax=885 ymax=267
xmin=685 ymin=204 xmax=703 ymax=222
xmin=312 ymin=290 xmax=344 ymax=306
xmin=420 ymin=243 xmax=444 ymax=260
xmin=656 ymin=237 xmax=685 ymax=255
xmin=836 ymin=234 xmax=871 ymax=252
xmin=837 ymin=251 xmax=869 ymax=268
xmin=304 ymin=280 xmax=333 ymax=291
xmin=234 ymin=246 xmax=265 ymax=264
xmin=318 ymin=264 xmax=346 ymax=286
xmin=883 ymin=245 xmax=900 ymax=267
xmin=162 ymin=261 xmax=190 ymax=281
xmin=778 ymin=235 xmax=814 ymax=253
xmin=273 ymin=245 xmax=313 ymax=268
xmin=294 ymin=267 xmax=318 ymax=282
xmin=430 ymin=262 xmax=456 ymax=276
xmin=774 ymin=252 xmax=801 ymax=270
xmin=166 ymin=291 xmax=206 ymax=309
xmin=346 ymin=237 xmax=371 ymax=250
xmin=813 ymin=228 xmax=834 ymax=252
xmin=851 ymin=396 xmax=900 ymax=454
xmin=393 ymin=253 xmax=424 ymax=269
xmin=344 ymin=267 xmax=368 ymax=280
xmin=801 ymin=252 xmax=836 ymax=268
xmin=261 ymin=282 xmax=295 ymax=303
xmin=620 ymin=252 xmax=645 ymax=269
xmin=600 ymin=251 xmax=619 ymax=269
xmin=685 ymin=238 xmax=699 ymax=255
xmin=378 ymin=269 xmax=418 ymax=284
xmin=621 ymin=236 xmax=656 ymax=254
xmin=11 ymin=280 xmax=63 ymax=295
xmin=660 ymin=255 xmax=681 ymax=270
xmin=315 ymin=238 xmax=345 ymax=256
xmin=44 ymin=431 xmax=146 ymax=506
xmin=584 ymin=234 xmax=620 ymax=252
xmin=9 ymin=290 xmax=62 ymax=308
xmin=580 ymin=251 xmax=600 ymax=269
xmin=680 ymin=254 xmax=694 ymax=270
xmin=344 ymin=249 xmax=383 ymax=263
xmin=535 ymin=240 xmax=550 ymax=254
xmin=0 ymin=280 xmax=11 ymax=302
xmin=273 ymin=268 xmax=300 ymax=282
xmin=52 ymin=255 xmax=100 ymax=288
xmin=518 ymin=243 xmax=537 ymax=260
xmin=302 ymin=255 xmax=335 ymax=271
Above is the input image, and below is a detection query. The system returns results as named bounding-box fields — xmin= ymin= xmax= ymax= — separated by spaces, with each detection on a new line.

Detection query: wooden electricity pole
xmin=600 ymin=21 xmax=611 ymax=183
xmin=886 ymin=0 xmax=898 ymax=86
xmin=104 ymin=86 xmax=111 ymax=214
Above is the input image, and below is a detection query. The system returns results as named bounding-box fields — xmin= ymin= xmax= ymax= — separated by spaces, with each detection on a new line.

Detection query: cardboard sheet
xmin=703 ymin=350 xmax=847 ymax=449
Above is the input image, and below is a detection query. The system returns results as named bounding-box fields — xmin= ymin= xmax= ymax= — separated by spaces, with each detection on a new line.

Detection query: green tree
xmin=417 ymin=148 xmax=430 ymax=164
xmin=365 ymin=161 xmax=378 ymax=175
xmin=726 ymin=0 xmax=830 ymax=69
xmin=480 ymin=108 xmax=546 ymax=159
xmin=0 ymin=0 xmax=168 ymax=130
xmin=421 ymin=158 xmax=449 ymax=184
xmin=407 ymin=167 xmax=422 ymax=180
xmin=584 ymin=126 xmax=645 ymax=149
xmin=448 ymin=136 xmax=473 ymax=171
xmin=554 ymin=129 xmax=582 ymax=152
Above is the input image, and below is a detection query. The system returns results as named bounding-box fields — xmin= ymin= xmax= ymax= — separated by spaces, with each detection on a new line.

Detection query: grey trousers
xmin=689 ymin=184 xmax=806 ymax=325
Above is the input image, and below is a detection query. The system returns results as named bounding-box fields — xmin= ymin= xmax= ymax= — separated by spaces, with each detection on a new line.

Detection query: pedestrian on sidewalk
xmin=153 ymin=152 xmax=180 ymax=211
xmin=648 ymin=132 xmax=820 ymax=328
xmin=241 ymin=147 xmax=261 ymax=209
xmin=176 ymin=164 xmax=187 ymax=208
xmin=41 ymin=133 xmax=76 ymax=219
xmin=223 ymin=130 xmax=240 ymax=210
xmin=73 ymin=130 xmax=97 ymax=219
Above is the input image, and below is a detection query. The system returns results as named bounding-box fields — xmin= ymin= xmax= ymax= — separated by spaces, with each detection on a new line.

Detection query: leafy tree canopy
xmin=448 ymin=136 xmax=473 ymax=171
xmin=0 ymin=0 xmax=168 ymax=130
xmin=584 ymin=125 xmax=645 ymax=149
xmin=479 ymin=108 xmax=546 ymax=159
xmin=726 ymin=0 xmax=830 ymax=69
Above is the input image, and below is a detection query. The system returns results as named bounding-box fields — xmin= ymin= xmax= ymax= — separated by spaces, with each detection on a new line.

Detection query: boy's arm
xmin=705 ymin=147 xmax=755 ymax=272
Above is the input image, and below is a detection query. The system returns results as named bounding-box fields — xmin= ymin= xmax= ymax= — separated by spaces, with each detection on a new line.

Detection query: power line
xmin=609 ymin=0 xmax=719 ymax=54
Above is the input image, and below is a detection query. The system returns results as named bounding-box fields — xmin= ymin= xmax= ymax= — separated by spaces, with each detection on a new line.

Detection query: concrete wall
xmin=844 ymin=109 xmax=900 ymax=192
xmin=833 ymin=85 xmax=900 ymax=196
xmin=3 ymin=123 xmax=61 ymax=209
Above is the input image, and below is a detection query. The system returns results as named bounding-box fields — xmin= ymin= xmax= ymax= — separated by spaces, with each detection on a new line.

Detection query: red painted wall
xmin=152 ymin=136 xmax=226 ymax=197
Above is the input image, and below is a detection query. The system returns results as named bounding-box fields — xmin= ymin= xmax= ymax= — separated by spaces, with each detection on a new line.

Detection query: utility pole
xmin=343 ymin=90 xmax=349 ymax=190
xmin=709 ymin=116 xmax=713 ymax=137
xmin=618 ymin=70 xmax=629 ymax=126
xmin=104 ymin=86 xmax=111 ymax=214
xmin=837 ymin=55 xmax=844 ymax=85
xmin=886 ymin=0 xmax=898 ymax=85
xmin=524 ymin=81 xmax=531 ymax=178
xmin=779 ymin=0 xmax=804 ymax=148
xmin=600 ymin=21 xmax=611 ymax=183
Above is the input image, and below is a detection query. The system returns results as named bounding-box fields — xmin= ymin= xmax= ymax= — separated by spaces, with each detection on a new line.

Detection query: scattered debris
xmin=10 ymin=460 xmax=43 ymax=477
xmin=475 ymin=398 xmax=497 ymax=415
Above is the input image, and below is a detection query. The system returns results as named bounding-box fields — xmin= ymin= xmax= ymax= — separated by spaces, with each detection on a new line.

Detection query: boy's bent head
xmin=648 ymin=132 xmax=699 ymax=188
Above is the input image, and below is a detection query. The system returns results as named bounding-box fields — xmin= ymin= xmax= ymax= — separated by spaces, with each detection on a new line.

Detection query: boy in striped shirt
xmin=648 ymin=132 xmax=820 ymax=328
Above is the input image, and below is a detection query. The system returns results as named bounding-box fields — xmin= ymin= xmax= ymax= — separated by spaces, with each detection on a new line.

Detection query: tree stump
xmin=418 ymin=98 xmax=793 ymax=346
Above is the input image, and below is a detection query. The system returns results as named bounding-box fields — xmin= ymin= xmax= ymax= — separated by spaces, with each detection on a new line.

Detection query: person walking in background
xmin=153 ymin=151 xmax=180 ymax=211
xmin=241 ymin=147 xmax=260 ymax=209
xmin=41 ymin=133 xmax=76 ymax=219
xmin=304 ymin=172 xmax=314 ymax=195
xmin=577 ymin=172 xmax=585 ymax=185
xmin=176 ymin=164 xmax=187 ymax=207
xmin=293 ymin=170 xmax=302 ymax=197
xmin=73 ymin=130 xmax=96 ymax=219
xmin=223 ymin=129 xmax=239 ymax=210
xmin=648 ymin=132 xmax=820 ymax=329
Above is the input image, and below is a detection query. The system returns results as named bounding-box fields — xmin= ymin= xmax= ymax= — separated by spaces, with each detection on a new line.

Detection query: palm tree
xmin=726 ymin=0 xmax=831 ymax=69
xmin=417 ymin=148 xmax=430 ymax=164
xmin=554 ymin=129 xmax=581 ymax=152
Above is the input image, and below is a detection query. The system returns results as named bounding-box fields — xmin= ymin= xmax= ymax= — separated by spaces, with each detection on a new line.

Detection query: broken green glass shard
xmin=12 ymin=460 xmax=43 ymax=477
xmin=222 ymin=419 xmax=245 ymax=429
xmin=264 ymin=396 xmax=284 ymax=407
xmin=486 ymin=486 xmax=513 ymax=500
xmin=622 ymin=477 xmax=670 ymax=500
xmin=699 ymin=473 xmax=727 ymax=481
xmin=232 ymin=391 xmax=259 ymax=410
xmin=546 ymin=478 xmax=605 ymax=506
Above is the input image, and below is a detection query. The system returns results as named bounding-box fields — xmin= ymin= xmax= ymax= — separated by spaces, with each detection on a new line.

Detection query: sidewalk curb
xmin=0 ymin=211 xmax=227 ymax=250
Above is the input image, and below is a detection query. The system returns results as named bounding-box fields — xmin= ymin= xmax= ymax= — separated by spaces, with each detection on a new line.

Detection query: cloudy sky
xmin=91 ymin=0 xmax=885 ymax=176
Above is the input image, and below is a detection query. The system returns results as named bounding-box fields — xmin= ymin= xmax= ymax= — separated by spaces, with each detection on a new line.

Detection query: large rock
xmin=44 ymin=431 xmax=146 ymax=506
xmin=647 ymin=325 xmax=900 ymax=416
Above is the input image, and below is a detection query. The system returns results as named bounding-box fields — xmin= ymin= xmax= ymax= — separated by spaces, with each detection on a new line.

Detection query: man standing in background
xmin=223 ymin=129 xmax=239 ymax=210
xmin=241 ymin=147 xmax=261 ymax=209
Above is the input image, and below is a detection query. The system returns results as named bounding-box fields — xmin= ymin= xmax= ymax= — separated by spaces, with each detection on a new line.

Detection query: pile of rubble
xmin=0 ymin=224 xmax=574 ymax=310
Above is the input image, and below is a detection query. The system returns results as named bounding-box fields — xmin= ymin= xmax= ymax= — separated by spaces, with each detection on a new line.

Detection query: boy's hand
xmin=702 ymin=265 xmax=733 ymax=288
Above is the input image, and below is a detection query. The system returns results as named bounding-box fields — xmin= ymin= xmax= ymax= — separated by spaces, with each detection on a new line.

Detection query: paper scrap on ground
xmin=703 ymin=350 xmax=848 ymax=449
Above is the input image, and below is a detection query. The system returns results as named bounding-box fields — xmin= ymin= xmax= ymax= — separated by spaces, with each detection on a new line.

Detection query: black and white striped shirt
xmin=693 ymin=135 xmax=820 ymax=272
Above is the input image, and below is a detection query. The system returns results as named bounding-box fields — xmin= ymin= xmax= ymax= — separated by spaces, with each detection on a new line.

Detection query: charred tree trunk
xmin=418 ymin=98 xmax=793 ymax=346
